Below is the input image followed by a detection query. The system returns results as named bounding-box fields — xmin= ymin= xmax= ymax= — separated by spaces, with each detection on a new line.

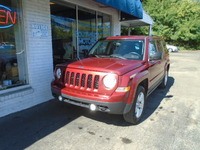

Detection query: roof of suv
xmin=106 ymin=36 xmax=162 ymax=40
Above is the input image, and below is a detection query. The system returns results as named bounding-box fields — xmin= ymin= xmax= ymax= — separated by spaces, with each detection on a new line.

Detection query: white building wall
xmin=0 ymin=0 xmax=121 ymax=118
xmin=0 ymin=0 xmax=53 ymax=117
xmin=23 ymin=0 xmax=54 ymax=103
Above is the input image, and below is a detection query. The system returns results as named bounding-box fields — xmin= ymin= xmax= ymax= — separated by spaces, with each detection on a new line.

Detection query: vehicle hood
xmin=67 ymin=58 xmax=144 ymax=75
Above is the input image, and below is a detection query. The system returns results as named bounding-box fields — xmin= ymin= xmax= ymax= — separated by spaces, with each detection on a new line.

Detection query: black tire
xmin=159 ymin=70 xmax=168 ymax=88
xmin=123 ymin=86 xmax=146 ymax=124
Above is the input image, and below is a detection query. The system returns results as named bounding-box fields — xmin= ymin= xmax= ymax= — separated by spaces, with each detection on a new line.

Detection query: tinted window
xmin=156 ymin=40 xmax=164 ymax=52
xmin=149 ymin=40 xmax=162 ymax=60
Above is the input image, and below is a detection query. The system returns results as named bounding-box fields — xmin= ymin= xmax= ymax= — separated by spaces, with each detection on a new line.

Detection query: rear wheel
xmin=160 ymin=70 xmax=168 ymax=88
xmin=123 ymin=86 xmax=146 ymax=124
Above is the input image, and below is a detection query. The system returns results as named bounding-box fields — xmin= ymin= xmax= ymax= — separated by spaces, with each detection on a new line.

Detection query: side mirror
xmin=150 ymin=52 xmax=162 ymax=60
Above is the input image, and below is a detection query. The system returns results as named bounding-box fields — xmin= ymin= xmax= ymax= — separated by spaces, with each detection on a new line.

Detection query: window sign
xmin=0 ymin=4 xmax=17 ymax=29
xmin=31 ymin=23 xmax=49 ymax=38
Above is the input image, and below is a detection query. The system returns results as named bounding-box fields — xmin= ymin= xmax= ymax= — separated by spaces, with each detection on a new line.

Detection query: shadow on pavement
xmin=0 ymin=77 xmax=174 ymax=150
xmin=0 ymin=99 xmax=125 ymax=150
xmin=0 ymin=100 xmax=81 ymax=150
xmin=141 ymin=76 xmax=175 ymax=123
xmin=84 ymin=76 xmax=175 ymax=125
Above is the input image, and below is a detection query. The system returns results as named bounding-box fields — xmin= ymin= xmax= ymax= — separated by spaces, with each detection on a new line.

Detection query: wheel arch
xmin=167 ymin=64 xmax=170 ymax=71
xmin=138 ymin=79 xmax=148 ymax=96
xmin=123 ymin=78 xmax=148 ymax=115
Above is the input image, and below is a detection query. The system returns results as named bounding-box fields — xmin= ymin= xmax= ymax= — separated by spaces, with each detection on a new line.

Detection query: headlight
xmin=103 ymin=74 xmax=117 ymax=89
xmin=55 ymin=68 xmax=62 ymax=79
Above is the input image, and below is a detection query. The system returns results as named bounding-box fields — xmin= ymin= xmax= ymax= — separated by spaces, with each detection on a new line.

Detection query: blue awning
xmin=95 ymin=0 xmax=143 ymax=19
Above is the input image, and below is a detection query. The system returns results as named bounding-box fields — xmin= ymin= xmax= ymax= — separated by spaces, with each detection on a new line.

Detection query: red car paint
xmin=51 ymin=36 xmax=170 ymax=120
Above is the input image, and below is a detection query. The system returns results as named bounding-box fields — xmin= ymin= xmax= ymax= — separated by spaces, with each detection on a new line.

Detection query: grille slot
xmin=87 ymin=74 xmax=93 ymax=88
xmin=75 ymin=73 xmax=80 ymax=86
xmin=94 ymin=75 xmax=99 ymax=89
xmin=65 ymin=71 xmax=100 ymax=90
xmin=66 ymin=71 xmax=70 ymax=83
xmin=81 ymin=74 xmax=86 ymax=87
xmin=70 ymin=72 xmax=75 ymax=85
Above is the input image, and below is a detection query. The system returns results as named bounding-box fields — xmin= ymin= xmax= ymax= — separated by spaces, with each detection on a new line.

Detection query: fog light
xmin=90 ymin=104 xmax=97 ymax=111
xmin=58 ymin=96 xmax=63 ymax=101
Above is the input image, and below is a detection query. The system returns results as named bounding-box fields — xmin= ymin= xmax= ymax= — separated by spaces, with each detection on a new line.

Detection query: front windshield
xmin=89 ymin=39 xmax=144 ymax=60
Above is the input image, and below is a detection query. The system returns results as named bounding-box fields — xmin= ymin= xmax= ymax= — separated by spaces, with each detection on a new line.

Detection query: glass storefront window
xmin=50 ymin=2 xmax=77 ymax=66
xmin=50 ymin=1 xmax=112 ymax=63
xmin=98 ymin=13 xmax=111 ymax=39
xmin=0 ymin=0 xmax=26 ymax=91
xmin=78 ymin=7 xmax=96 ymax=59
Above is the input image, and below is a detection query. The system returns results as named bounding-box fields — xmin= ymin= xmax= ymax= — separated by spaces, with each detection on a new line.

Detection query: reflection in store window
xmin=0 ymin=0 xmax=26 ymax=91
xmin=98 ymin=13 xmax=111 ymax=39
xmin=78 ymin=7 xmax=97 ymax=59
xmin=50 ymin=1 xmax=112 ymax=62
xmin=50 ymin=2 xmax=77 ymax=66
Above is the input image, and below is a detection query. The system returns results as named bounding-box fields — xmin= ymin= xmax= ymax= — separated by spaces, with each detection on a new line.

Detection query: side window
xmin=161 ymin=40 xmax=168 ymax=53
xmin=156 ymin=40 xmax=164 ymax=59
xmin=149 ymin=40 xmax=162 ymax=60
xmin=156 ymin=40 xmax=163 ymax=52
xmin=149 ymin=41 xmax=157 ymax=55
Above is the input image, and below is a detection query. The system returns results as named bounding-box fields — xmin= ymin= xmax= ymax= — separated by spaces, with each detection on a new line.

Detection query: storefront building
xmin=0 ymin=0 xmax=151 ymax=117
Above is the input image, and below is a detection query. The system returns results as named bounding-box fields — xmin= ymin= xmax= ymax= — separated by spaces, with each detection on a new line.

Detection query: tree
xmin=143 ymin=0 xmax=200 ymax=50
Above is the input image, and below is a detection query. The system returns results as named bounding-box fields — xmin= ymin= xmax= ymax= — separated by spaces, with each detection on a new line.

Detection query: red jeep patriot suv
xmin=51 ymin=36 xmax=170 ymax=124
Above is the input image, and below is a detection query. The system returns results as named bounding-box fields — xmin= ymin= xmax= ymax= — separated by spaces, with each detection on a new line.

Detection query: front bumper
xmin=51 ymin=84 xmax=132 ymax=114
xmin=61 ymin=93 xmax=127 ymax=114
xmin=51 ymin=85 xmax=131 ymax=114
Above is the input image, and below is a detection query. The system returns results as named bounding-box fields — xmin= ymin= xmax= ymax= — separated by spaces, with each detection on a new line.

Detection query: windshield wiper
xmin=88 ymin=54 xmax=99 ymax=58
xmin=89 ymin=54 xmax=113 ymax=58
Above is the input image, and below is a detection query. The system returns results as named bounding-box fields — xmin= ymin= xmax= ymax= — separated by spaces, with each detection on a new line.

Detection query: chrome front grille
xmin=65 ymin=71 xmax=100 ymax=90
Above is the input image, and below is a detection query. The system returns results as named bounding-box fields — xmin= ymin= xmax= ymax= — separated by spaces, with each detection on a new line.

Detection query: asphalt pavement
xmin=0 ymin=51 xmax=200 ymax=150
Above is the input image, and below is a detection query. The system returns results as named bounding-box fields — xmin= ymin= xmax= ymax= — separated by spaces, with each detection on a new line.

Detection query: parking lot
xmin=0 ymin=51 xmax=200 ymax=150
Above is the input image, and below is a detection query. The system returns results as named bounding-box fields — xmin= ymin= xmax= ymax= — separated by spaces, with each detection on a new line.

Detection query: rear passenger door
xmin=148 ymin=39 xmax=163 ymax=90
xmin=156 ymin=39 xmax=166 ymax=77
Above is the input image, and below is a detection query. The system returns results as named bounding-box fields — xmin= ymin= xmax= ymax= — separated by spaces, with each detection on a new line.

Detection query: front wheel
xmin=123 ymin=86 xmax=146 ymax=124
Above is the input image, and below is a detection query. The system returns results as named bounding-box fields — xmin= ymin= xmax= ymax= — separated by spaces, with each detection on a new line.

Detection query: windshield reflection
xmin=89 ymin=39 xmax=144 ymax=60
